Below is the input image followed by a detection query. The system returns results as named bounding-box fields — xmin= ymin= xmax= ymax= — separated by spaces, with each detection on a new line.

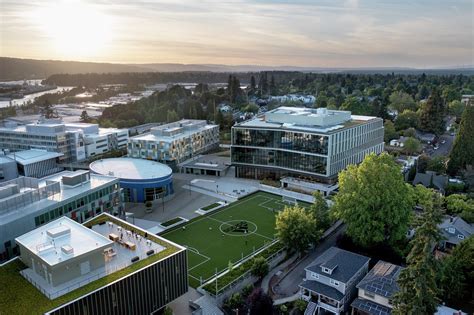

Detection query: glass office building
xmin=231 ymin=107 xmax=384 ymax=182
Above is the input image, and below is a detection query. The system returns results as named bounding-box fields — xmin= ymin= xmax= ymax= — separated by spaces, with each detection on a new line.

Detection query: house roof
xmin=351 ymin=298 xmax=392 ymax=315
xmin=305 ymin=247 xmax=370 ymax=283
xmin=300 ymin=279 xmax=344 ymax=301
xmin=357 ymin=260 xmax=403 ymax=298
xmin=413 ymin=172 xmax=448 ymax=192
xmin=439 ymin=216 xmax=474 ymax=244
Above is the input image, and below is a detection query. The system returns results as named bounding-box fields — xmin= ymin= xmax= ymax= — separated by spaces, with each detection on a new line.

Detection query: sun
xmin=35 ymin=0 xmax=113 ymax=59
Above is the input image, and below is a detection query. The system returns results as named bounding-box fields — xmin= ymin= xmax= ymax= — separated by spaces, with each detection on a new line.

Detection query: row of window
xmin=232 ymin=129 xmax=329 ymax=155
xmin=232 ymin=147 xmax=327 ymax=175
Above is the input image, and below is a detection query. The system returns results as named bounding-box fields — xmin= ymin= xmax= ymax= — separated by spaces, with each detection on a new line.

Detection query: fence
xmin=199 ymin=240 xmax=286 ymax=303
xmin=259 ymin=184 xmax=314 ymax=203
xmin=20 ymin=260 xmax=132 ymax=300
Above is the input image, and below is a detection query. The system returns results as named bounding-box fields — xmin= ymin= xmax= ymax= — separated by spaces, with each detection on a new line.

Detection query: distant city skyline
xmin=1 ymin=0 xmax=473 ymax=68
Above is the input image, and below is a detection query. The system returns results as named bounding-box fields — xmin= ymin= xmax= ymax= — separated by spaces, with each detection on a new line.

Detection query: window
xmin=330 ymin=279 xmax=340 ymax=286
xmin=364 ymin=291 xmax=375 ymax=299
xmin=448 ymin=227 xmax=455 ymax=234
xmin=322 ymin=267 xmax=331 ymax=274
xmin=311 ymin=272 xmax=319 ymax=279
xmin=458 ymin=234 xmax=465 ymax=240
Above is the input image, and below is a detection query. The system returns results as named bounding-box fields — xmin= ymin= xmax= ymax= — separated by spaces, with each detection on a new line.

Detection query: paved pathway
xmin=272 ymin=224 xmax=346 ymax=298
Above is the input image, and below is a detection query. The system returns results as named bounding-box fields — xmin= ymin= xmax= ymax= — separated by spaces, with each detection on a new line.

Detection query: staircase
xmin=304 ymin=301 xmax=318 ymax=315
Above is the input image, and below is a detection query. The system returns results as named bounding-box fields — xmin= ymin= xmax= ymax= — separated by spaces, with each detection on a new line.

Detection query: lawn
xmin=201 ymin=202 xmax=221 ymax=211
xmin=161 ymin=217 xmax=185 ymax=227
xmin=161 ymin=191 xmax=309 ymax=287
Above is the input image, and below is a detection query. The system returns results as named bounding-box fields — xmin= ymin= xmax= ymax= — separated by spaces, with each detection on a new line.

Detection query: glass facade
xmin=232 ymin=128 xmax=328 ymax=178
xmin=233 ymin=129 xmax=328 ymax=155
xmin=232 ymin=147 xmax=327 ymax=175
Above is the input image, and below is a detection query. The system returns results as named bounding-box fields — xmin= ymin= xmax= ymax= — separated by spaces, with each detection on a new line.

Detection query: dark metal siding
xmin=48 ymin=250 xmax=187 ymax=315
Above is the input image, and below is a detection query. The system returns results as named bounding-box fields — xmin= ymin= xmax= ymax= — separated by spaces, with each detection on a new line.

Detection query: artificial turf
xmin=161 ymin=191 xmax=308 ymax=287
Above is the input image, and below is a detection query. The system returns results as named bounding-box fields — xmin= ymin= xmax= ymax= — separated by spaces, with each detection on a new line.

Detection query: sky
xmin=1 ymin=0 xmax=473 ymax=67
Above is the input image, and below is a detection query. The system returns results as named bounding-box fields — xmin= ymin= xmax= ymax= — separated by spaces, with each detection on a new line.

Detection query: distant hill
xmin=1 ymin=57 xmax=473 ymax=81
xmin=0 ymin=57 xmax=147 ymax=81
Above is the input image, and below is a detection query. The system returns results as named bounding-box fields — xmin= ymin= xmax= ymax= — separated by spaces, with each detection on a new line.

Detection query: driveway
xmin=430 ymin=133 xmax=455 ymax=158
xmin=272 ymin=224 xmax=346 ymax=298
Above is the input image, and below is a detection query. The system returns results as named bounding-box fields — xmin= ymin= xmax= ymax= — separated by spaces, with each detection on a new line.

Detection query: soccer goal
xmin=282 ymin=195 xmax=298 ymax=205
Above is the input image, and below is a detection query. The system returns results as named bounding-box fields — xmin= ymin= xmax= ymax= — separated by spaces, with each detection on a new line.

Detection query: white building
xmin=270 ymin=94 xmax=316 ymax=104
xmin=231 ymin=107 xmax=384 ymax=183
xmin=128 ymin=119 xmax=219 ymax=167
xmin=0 ymin=120 xmax=128 ymax=162
xmin=0 ymin=170 xmax=122 ymax=261
xmin=65 ymin=123 xmax=129 ymax=158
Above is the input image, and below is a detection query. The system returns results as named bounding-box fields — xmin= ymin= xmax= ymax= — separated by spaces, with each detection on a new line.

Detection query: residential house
xmin=300 ymin=247 xmax=370 ymax=315
xmin=351 ymin=261 xmax=403 ymax=315
xmin=413 ymin=171 xmax=448 ymax=194
xmin=438 ymin=216 xmax=473 ymax=252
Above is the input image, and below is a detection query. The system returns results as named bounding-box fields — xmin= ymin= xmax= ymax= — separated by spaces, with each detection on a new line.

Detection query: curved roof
xmin=90 ymin=158 xmax=172 ymax=180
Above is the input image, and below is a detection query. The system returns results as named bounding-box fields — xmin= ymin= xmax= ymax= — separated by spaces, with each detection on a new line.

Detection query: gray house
xmin=300 ymin=247 xmax=370 ymax=315
xmin=438 ymin=216 xmax=473 ymax=251
xmin=351 ymin=261 xmax=403 ymax=315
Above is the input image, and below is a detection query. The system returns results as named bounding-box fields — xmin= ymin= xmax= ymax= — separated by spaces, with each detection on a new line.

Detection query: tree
xmin=275 ymin=206 xmax=319 ymax=255
xmin=247 ymin=288 xmax=273 ymax=315
xmin=40 ymin=100 xmax=58 ymax=119
xmin=250 ymin=75 xmax=256 ymax=90
xmin=445 ymin=194 xmax=474 ymax=223
xmin=308 ymin=191 xmax=331 ymax=231
xmin=448 ymin=100 xmax=465 ymax=118
xmin=166 ymin=109 xmax=179 ymax=122
xmin=447 ymin=101 xmax=474 ymax=175
xmin=226 ymin=292 xmax=244 ymax=310
xmin=438 ymin=236 xmax=474 ymax=304
xmin=426 ymin=156 xmax=447 ymax=174
xmin=389 ymin=91 xmax=417 ymax=113
xmin=392 ymin=186 xmax=443 ymax=315
xmin=394 ymin=110 xmax=419 ymax=131
xmin=340 ymin=96 xmax=367 ymax=115
xmin=384 ymin=120 xmax=398 ymax=143
xmin=419 ymin=89 xmax=446 ymax=135
xmin=80 ymin=110 xmax=90 ymax=123
xmin=333 ymin=153 xmax=414 ymax=247
xmin=403 ymin=137 xmax=421 ymax=155
xmin=250 ymin=256 xmax=269 ymax=279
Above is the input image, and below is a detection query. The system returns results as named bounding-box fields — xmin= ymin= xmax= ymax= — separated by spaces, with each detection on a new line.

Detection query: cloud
xmin=1 ymin=0 xmax=472 ymax=67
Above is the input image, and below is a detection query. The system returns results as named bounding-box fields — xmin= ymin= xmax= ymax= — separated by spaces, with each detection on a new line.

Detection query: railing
xmin=20 ymin=258 xmax=142 ymax=300
xmin=201 ymin=240 xmax=286 ymax=298
xmin=259 ymin=184 xmax=314 ymax=203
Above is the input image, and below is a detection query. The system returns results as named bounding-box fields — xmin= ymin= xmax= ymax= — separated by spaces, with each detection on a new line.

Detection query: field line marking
xmin=161 ymin=193 xmax=267 ymax=236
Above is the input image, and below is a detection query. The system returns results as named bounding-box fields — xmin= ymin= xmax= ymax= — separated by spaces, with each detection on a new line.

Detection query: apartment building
xmin=128 ymin=119 xmax=219 ymax=167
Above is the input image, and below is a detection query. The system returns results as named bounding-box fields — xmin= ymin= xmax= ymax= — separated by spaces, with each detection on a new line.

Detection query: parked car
xmin=441 ymin=140 xmax=446 ymax=144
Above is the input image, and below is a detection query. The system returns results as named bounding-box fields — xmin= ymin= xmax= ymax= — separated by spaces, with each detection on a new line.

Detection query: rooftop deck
xmin=0 ymin=213 xmax=183 ymax=315
xmin=20 ymin=218 xmax=166 ymax=299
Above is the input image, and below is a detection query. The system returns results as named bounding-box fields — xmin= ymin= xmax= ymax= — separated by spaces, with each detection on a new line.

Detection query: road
xmin=428 ymin=133 xmax=455 ymax=158
xmin=272 ymin=224 xmax=346 ymax=298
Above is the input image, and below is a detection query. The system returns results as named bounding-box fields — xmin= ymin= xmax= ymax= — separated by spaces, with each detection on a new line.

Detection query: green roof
xmin=0 ymin=213 xmax=181 ymax=315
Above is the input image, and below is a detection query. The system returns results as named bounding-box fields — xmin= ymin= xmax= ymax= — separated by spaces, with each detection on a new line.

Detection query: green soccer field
xmin=161 ymin=191 xmax=308 ymax=288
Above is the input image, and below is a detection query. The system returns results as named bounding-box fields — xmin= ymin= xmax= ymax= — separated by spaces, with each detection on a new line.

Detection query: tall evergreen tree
xmin=40 ymin=100 xmax=58 ymax=119
xmin=447 ymin=101 xmax=474 ymax=175
xmin=250 ymin=75 xmax=256 ymax=90
xmin=419 ymin=89 xmax=446 ymax=135
xmin=269 ymin=75 xmax=276 ymax=95
xmin=392 ymin=186 xmax=443 ymax=315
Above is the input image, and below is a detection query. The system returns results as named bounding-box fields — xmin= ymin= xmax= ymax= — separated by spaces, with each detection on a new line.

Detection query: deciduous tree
xmin=275 ymin=206 xmax=319 ymax=255
xmin=333 ymin=153 xmax=414 ymax=247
